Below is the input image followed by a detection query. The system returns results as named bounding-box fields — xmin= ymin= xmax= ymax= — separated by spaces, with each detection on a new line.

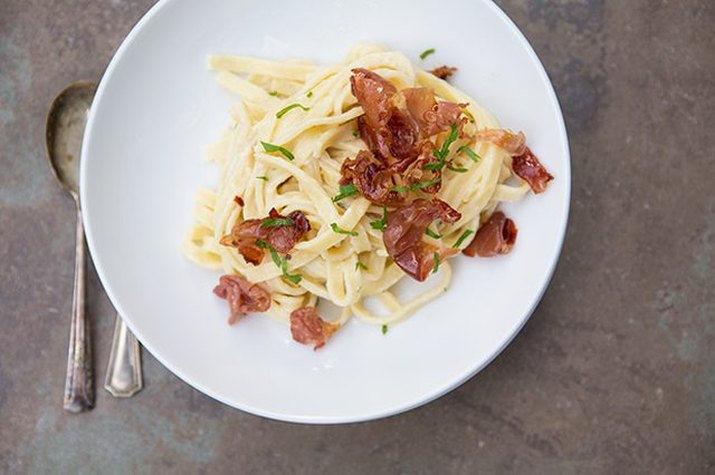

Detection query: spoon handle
xmin=104 ymin=315 xmax=143 ymax=397
xmin=63 ymin=203 xmax=94 ymax=413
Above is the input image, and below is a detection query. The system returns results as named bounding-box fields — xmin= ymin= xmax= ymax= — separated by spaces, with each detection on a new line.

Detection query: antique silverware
xmin=45 ymin=81 xmax=144 ymax=411
xmin=45 ymin=81 xmax=97 ymax=412
xmin=104 ymin=316 xmax=143 ymax=397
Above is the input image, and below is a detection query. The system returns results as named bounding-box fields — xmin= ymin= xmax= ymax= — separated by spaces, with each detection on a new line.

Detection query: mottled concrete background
xmin=1 ymin=0 xmax=713 ymax=473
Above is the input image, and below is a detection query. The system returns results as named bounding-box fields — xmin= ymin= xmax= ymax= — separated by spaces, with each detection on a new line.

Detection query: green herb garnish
xmin=370 ymin=206 xmax=388 ymax=231
xmin=355 ymin=261 xmax=367 ymax=271
xmin=306 ymin=91 xmax=313 ymax=98
xmin=425 ymin=227 xmax=442 ymax=239
xmin=381 ymin=324 xmax=388 ymax=335
xmin=419 ymin=48 xmax=436 ymax=60
xmin=414 ymin=178 xmax=440 ymax=190
xmin=422 ymin=123 xmax=460 ymax=172
xmin=433 ymin=252 xmax=440 ymax=273
xmin=260 ymin=218 xmax=294 ymax=228
xmin=283 ymin=270 xmax=302 ymax=285
xmin=446 ymin=164 xmax=467 ymax=173
xmin=330 ymin=223 xmax=358 ymax=236
xmin=457 ymin=145 xmax=482 ymax=162
xmin=256 ymin=176 xmax=269 ymax=181
xmin=393 ymin=177 xmax=442 ymax=193
xmin=261 ymin=141 xmax=295 ymax=161
xmin=276 ymin=103 xmax=310 ymax=118
xmin=268 ymin=91 xmax=279 ymax=97
xmin=422 ymin=161 xmax=443 ymax=171
xmin=256 ymin=239 xmax=302 ymax=284
xmin=332 ymin=183 xmax=358 ymax=202
xmin=265 ymin=242 xmax=283 ymax=267
xmin=435 ymin=123 xmax=459 ymax=161
xmin=352 ymin=130 xmax=360 ymax=138
xmin=458 ymin=145 xmax=481 ymax=162
xmin=453 ymin=229 xmax=475 ymax=248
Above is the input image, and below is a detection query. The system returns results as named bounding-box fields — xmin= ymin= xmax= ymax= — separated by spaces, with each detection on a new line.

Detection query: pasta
xmin=182 ymin=45 xmax=552 ymax=347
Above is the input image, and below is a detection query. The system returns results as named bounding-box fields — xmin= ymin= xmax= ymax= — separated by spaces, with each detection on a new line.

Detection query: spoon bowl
xmin=45 ymin=81 xmax=96 ymax=197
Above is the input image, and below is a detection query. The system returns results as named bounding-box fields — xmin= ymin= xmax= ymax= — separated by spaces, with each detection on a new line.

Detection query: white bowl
xmin=81 ymin=0 xmax=570 ymax=423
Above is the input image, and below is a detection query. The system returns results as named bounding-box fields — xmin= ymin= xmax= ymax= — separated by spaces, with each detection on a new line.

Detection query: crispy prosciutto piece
xmin=473 ymin=129 xmax=527 ymax=156
xmin=260 ymin=209 xmax=310 ymax=252
xmin=401 ymin=87 xmax=465 ymax=138
xmin=357 ymin=111 xmax=419 ymax=167
xmin=221 ymin=219 xmax=264 ymax=265
xmin=220 ymin=208 xmax=310 ymax=265
xmin=345 ymin=69 xmax=469 ymax=203
xmin=357 ymin=116 xmax=393 ymax=164
xmin=512 ymin=147 xmax=554 ymax=194
xmin=340 ymin=150 xmax=404 ymax=205
xmin=350 ymin=68 xmax=397 ymax=130
xmin=472 ymin=130 xmax=552 ymax=193
xmin=383 ymin=199 xmax=461 ymax=281
xmin=402 ymin=143 xmax=443 ymax=194
xmin=463 ymin=211 xmax=517 ymax=258
xmin=383 ymin=106 xmax=420 ymax=163
xmin=350 ymin=68 xmax=466 ymax=169
xmin=290 ymin=307 xmax=339 ymax=350
xmin=430 ymin=65 xmax=458 ymax=81
xmin=213 ymin=275 xmax=271 ymax=324
xmin=350 ymin=68 xmax=409 ymax=163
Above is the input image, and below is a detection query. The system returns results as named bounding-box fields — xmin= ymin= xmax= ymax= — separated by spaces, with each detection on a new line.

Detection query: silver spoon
xmin=45 ymin=82 xmax=143 ymax=412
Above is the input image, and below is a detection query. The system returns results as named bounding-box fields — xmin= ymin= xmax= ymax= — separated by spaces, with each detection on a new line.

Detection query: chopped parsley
xmin=256 ymin=239 xmax=302 ymax=284
xmin=422 ymin=161 xmax=443 ymax=171
xmin=265 ymin=242 xmax=282 ymax=268
xmin=433 ymin=252 xmax=440 ymax=273
xmin=306 ymin=91 xmax=313 ymax=98
xmin=260 ymin=218 xmax=294 ymax=228
xmin=276 ymin=103 xmax=310 ymax=118
xmin=434 ymin=123 xmax=459 ymax=161
xmin=268 ymin=90 xmax=279 ymax=97
xmin=330 ymin=222 xmax=358 ymax=236
xmin=453 ymin=229 xmax=475 ymax=248
xmin=446 ymin=164 xmax=468 ymax=173
xmin=355 ymin=261 xmax=367 ymax=271
xmin=393 ymin=177 xmax=442 ymax=193
xmin=423 ymin=123 xmax=460 ymax=172
xmin=370 ymin=206 xmax=388 ymax=231
xmin=352 ymin=130 xmax=360 ymax=138
xmin=381 ymin=324 xmax=388 ymax=335
xmin=458 ymin=145 xmax=481 ymax=162
xmin=256 ymin=176 xmax=269 ymax=181
xmin=283 ymin=270 xmax=301 ymax=285
xmin=425 ymin=227 xmax=442 ymax=239
xmin=419 ymin=48 xmax=436 ymax=60
xmin=332 ymin=183 xmax=358 ymax=202
xmin=261 ymin=141 xmax=295 ymax=161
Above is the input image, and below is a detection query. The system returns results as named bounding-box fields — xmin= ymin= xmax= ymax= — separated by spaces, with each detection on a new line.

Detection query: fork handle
xmin=63 ymin=203 xmax=94 ymax=413
xmin=104 ymin=315 xmax=143 ymax=397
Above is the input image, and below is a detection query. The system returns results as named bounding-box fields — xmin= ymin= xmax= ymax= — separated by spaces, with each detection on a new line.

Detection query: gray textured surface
xmin=1 ymin=0 xmax=713 ymax=473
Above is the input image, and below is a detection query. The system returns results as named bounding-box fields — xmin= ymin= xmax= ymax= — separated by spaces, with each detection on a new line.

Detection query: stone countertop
xmin=1 ymin=1 xmax=713 ymax=473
